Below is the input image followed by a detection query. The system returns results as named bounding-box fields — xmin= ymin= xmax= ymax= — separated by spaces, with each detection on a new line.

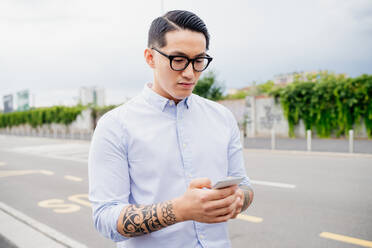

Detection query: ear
xmin=144 ymin=48 xmax=155 ymax=69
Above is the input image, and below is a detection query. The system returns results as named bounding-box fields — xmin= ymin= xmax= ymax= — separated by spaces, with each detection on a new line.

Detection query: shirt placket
xmin=176 ymin=103 xmax=207 ymax=247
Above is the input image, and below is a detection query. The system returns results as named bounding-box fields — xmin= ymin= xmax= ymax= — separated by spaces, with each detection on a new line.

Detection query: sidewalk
xmin=244 ymin=137 xmax=372 ymax=154
xmin=0 ymin=202 xmax=87 ymax=248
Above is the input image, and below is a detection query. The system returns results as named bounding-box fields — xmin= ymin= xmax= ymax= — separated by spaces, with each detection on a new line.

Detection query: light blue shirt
xmin=88 ymin=83 xmax=251 ymax=248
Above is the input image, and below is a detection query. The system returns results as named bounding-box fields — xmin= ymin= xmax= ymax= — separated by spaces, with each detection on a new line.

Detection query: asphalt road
xmin=1 ymin=135 xmax=372 ymax=248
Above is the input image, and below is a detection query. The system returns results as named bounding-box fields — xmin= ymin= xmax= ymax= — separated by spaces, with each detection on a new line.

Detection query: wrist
xmin=172 ymin=196 xmax=186 ymax=222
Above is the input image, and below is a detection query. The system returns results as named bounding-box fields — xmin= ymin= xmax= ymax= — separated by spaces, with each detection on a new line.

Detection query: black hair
xmin=148 ymin=10 xmax=210 ymax=50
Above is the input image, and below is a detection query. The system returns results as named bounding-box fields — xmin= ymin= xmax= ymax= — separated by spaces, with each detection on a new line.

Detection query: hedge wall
xmin=271 ymin=73 xmax=372 ymax=138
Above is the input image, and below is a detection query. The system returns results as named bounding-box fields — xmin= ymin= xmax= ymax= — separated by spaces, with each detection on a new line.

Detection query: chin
xmin=172 ymin=92 xmax=191 ymax=101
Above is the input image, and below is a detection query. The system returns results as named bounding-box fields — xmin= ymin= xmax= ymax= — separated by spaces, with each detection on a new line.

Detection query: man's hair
xmin=148 ymin=10 xmax=210 ymax=50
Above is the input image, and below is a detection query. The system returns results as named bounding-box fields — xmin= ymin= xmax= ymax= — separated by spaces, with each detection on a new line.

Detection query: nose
xmin=181 ymin=62 xmax=195 ymax=79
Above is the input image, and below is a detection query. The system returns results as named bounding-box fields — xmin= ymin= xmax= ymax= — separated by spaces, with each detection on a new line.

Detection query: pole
xmin=307 ymin=130 xmax=312 ymax=152
xmin=349 ymin=130 xmax=354 ymax=153
xmin=271 ymin=129 xmax=276 ymax=150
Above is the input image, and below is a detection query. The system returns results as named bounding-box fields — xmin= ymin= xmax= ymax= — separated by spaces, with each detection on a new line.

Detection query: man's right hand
xmin=172 ymin=178 xmax=240 ymax=223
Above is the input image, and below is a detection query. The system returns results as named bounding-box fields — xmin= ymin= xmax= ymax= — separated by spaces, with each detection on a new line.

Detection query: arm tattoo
xmin=121 ymin=201 xmax=177 ymax=237
xmin=240 ymin=185 xmax=254 ymax=212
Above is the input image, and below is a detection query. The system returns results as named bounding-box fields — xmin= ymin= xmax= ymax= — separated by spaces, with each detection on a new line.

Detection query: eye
xmin=195 ymin=58 xmax=205 ymax=63
xmin=173 ymin=58 xmax=187 ymax=62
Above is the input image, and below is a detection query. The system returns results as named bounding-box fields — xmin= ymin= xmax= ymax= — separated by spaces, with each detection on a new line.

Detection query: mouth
xmin=177 ymin=82 xmax=195 ymax=89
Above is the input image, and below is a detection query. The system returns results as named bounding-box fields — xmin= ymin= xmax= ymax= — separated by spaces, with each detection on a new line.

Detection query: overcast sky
xmin=1 ymin=0 xmax=372 ymax=107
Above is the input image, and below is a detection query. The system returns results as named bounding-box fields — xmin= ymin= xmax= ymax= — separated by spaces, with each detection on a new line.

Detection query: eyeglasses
xmin=152 ymin=47 xmax=213 ymax=72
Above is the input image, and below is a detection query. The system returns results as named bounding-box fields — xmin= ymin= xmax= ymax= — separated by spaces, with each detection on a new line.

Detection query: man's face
xmin=149 ymin=29 xmax=207 ymax=103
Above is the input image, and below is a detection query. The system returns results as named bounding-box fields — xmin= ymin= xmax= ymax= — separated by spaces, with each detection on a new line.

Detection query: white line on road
xmin=251 ymin=180 xmax=296 ymax=189
xmin=0 ymin=162 xmax=6 ymax=166
xmin=0 ymin=202 xmax=87 ymax=248
xmin=64 ymin=175 xmax=83 ymax=182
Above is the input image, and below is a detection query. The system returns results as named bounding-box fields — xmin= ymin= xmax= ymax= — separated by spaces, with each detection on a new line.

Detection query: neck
xmin=150 ymin=81 xmax=182 ymax=104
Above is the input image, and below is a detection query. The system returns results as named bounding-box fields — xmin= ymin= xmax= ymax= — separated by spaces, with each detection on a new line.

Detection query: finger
xmin=189 ymin=178 xmax=212 ymax=189
xmin=208 ymin=213 xmax=233 ymax=223
xmin=204 ymin=194 xmax=236 ymax=211
xmin=224 ymin=197 xmax=241 ymax=219
xmin=206 ymin=185 xmax=237 ymax=201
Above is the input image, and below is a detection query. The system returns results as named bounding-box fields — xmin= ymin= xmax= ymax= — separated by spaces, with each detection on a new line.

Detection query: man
xmin=88 ymin=10 xmax=254 ymax=248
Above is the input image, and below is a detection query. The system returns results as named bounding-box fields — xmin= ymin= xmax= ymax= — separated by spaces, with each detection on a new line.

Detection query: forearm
xmin=240 ymin=185 xmax=254 ymax=212
xmin=117 ymin=200 xmax=179 ymax=238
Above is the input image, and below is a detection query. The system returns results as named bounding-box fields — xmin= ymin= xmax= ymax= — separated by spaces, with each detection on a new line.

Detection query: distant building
xmin=226 ymin=88 xmax=238 ymax=95
xmin=17 ymin=90 xmax=30 ymax=111
xmin=3 ymin=94 xmax=14 ymax=113
xmin=273 ymin=71 xmax=324 ymax=85
xmin=79 ymin=87 xmax=105 ymax=106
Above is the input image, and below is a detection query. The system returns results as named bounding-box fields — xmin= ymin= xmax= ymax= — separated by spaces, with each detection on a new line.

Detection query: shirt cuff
xmin=110 ymin=203 xmax=129 ymax=242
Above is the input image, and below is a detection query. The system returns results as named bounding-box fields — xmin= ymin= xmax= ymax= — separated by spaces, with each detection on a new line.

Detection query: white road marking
xmin=0 ymin=201 xmax=88 ymax=248
xmin=64 ymin=175 xmax=83 ymax=182
xmin=251 ymin=180 xmax=296 ymax=189
xmin=7 ymin=143 xmax=89 ymax=163
xmin=0 ymin=162 xmax=6 ymax=166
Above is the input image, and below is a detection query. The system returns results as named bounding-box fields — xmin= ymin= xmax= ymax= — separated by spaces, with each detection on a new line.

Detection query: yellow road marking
xmin=320 ymin=232 xmax=372 ymax=247
xmin=68 ymin=194 xmax=91 ymax=207
xmin=64 ymin=175 xmax=83 ymax=182
xmin=0 ymin=170 xmax=54 ymax=178
xmin=38 ymin=199 xmax=81 ymax=213
xmin=40 ymin=170 xmax=54 ymax=175
xmin=0 ymin=162 xmax=6 ymax=166
xmin=237 ymin=214 xmax=263 ymax=223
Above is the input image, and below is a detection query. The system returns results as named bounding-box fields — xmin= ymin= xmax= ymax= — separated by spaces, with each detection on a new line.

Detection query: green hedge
xmin=0 ymin=105 xmax=86 ymax=128
xmin=271 ymin=73 xmax=372 ymax=138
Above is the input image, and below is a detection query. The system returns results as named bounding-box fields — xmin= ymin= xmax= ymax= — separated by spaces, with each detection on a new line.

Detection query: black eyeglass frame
xmin=152 ymin=47 xmax=213 ymax=72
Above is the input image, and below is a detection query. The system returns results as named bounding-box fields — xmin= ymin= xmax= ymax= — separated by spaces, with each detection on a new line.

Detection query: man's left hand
xmin=230 ymin=188 xmax=244 ymax=219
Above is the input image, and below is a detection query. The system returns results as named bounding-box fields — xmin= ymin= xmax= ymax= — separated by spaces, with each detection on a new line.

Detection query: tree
xmin=193 ymin=71 xmax=224 ymax=101
xmin=257 ymin=80 xmax=275 ymax=95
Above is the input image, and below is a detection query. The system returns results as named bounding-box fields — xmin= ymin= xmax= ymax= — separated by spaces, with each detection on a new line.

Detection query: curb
xmin=0 ymin=202 xmax=87 ymax=248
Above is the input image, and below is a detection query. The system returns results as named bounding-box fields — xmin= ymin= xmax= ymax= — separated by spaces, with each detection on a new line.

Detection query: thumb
xmin=189 ymin=178 xmax=212 ymax=189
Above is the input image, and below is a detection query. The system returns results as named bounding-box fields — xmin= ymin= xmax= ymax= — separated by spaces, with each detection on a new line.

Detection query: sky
xmin=1 ymin=0 xmax=372 ymax=107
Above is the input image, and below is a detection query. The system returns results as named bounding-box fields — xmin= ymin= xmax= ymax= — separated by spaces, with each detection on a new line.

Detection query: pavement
xmin=1 ymin=134 xmax=372 ymax=248
xmin=244 ymin=137 xmax=372 ymax=154
xmin=0 ymin=202 xmax=85 ymax=248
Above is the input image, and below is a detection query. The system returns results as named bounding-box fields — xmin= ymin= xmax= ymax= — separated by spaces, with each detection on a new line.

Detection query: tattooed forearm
xmin=240 ymin=185 xmax=254 ymax=212
xmin=120 ymin=201 xmax=177 ymax=237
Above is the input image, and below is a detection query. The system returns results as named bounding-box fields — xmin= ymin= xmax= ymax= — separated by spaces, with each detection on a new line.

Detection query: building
xmin=79 ymin=87 xmax=105 ymax=106
xmin=273 ymin=71 xmax=323 ymax=85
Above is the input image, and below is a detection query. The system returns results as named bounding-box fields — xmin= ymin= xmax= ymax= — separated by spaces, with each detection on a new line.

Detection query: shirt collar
xmin=142 ymin=83 xmax=192 ymax=112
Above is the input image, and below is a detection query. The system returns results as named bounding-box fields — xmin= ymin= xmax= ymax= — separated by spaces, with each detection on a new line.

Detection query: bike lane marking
xmin=0 ymin=170 xmax=54 ymax=178
xmin=320 ymin=232 xmax=372 ymax=247
xmin=64 ymin=175 xmax=83 ymax=182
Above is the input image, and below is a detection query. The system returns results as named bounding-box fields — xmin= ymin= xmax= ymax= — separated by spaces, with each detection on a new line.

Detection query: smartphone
xmin=212 ymin=176 xmax=244 ymax=189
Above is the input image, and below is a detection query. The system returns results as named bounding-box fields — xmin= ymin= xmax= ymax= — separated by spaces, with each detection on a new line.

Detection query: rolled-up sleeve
xmin=88 ymin=109 xmax=130 ymax=242
xmin=226 ymin=110 xmax=251 ymax=187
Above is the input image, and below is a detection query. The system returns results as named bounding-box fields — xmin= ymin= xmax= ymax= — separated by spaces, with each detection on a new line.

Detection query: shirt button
xmin=183 ymin=143 xmax=186 ymax=148
xmin=200 ymin=235 xmax=204 ymax=239
xmin=169 ymin=101 xmax=173 ymax=106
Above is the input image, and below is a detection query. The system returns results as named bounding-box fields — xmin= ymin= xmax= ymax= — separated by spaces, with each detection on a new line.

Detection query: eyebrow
xmin=170 ymin=50 xmax=207 ymax=57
